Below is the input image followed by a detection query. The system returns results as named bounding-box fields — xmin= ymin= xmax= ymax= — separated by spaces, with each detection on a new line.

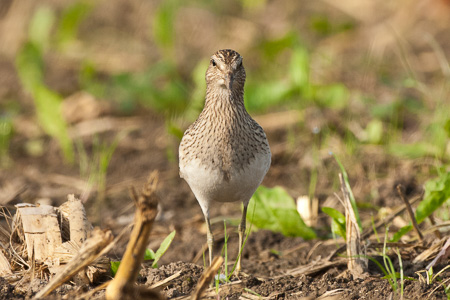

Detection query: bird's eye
xmin=211 ymin=60 xmax=216 ymax=67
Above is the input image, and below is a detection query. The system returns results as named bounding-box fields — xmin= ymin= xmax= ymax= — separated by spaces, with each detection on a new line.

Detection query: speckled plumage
xmin=179 ymin=49 xmax=271 ymax=272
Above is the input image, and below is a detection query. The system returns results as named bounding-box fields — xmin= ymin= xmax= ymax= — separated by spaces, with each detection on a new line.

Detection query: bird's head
xmin=206 ymin=49 xmax=246 ymax=91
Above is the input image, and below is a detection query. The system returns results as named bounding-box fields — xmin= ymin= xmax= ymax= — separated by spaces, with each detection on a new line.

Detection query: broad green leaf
xmin=152 ymin=230 xmax=176 ymax=268
xmin=247 ymin=186 xmax=316 ymax=239
xmin=322 ymin=207 xmax=346 ymax=239
xmin=388 ymin=171 xmax=449 ymax=242
xmin=415 ymin=172 xmax=450 ymax=223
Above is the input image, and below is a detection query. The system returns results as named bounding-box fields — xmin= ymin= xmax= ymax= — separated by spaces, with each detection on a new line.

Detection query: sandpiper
xmin=179 ymin=49 xmax=271 ymax=272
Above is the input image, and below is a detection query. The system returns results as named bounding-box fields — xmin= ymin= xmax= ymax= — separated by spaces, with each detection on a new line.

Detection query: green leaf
xmin=315 ymin=83 xmax=349 ymax=109
xmin=186 ymin=59 xmax=209 ymax=119
xmin=444 ymin=118 xmax=450 ymax=137
xmin=33 ymin=86 xmax=74 ymax=162
xmin=28 ymin=6 xmax=55 ymax=51
xmin=240 ymin=0 xmax=267 ymax=9
xmin=166 ymin=120 xmax=184 ymax=140
xmin=382 ymin=272 xmax=403 ymax=280
xmin=16 ymin=43 xmax=74 ymax=163
xmin=289 ymin=47 xmax=310 ymax=91
xmin=56 ymin=1 xmax=93 ymax=48
xmin=152 ymin=0 xmax=178 ymax=54
xmin=16 ymin=42 xmax=44 ymax=92
xmin=261 ymin=32 xmax=297 ymax=59
xmin=110 ymin=261 xmax=120 ymax=276
xmin=322 ymin=207 xmax=346 ymax=239
xmin=389 ymin=225 xmax=412 ymax=242
xmin=415 ymin=172 xmax=450 ymax=223
xmin=365 ymin=119 xmax=383 ymax=144
xmin=144 ymin=248 xmax=156 ymax=261
xmin=152 ymin=230 xmax=176 ymax=268
xmin=79 ymin=61 xmax=106 ymax=98
xmin=0 ymin=117 xmax=13 ymax=167
xmin=388 ymin=142 xmax=443 ymax=159
xmin=247 ymin=186 xmax=316 ymax=239
xmin=245 ymin=80 xmax=292 ymax=112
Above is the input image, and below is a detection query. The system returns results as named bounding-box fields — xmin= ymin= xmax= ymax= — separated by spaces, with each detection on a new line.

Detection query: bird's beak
xmin=224 ymin=72 xmax=234 ymax=89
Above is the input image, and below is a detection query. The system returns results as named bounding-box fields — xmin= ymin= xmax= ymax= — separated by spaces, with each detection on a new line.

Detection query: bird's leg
xmin=204 ymin=214 xmax=214 ymax=266
xmin=236 ymin=204 xmax=248 ymax=274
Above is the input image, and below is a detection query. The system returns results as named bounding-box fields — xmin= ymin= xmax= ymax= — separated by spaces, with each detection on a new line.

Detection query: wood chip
xmin=16 ymin=204 xmax=62 ymax=263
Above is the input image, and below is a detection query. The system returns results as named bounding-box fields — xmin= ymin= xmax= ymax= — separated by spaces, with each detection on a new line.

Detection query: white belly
xmin=180 ymin=153 xmax=270 ymax=215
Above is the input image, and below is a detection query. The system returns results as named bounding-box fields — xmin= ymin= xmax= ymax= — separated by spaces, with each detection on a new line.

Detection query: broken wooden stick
xmin=105 ymin=171 xmax=164 ymax=300
xmin=190 ymin=256 xmax=224 ymax=300
xmin=396 ymin=184 xmax=423 ymax=242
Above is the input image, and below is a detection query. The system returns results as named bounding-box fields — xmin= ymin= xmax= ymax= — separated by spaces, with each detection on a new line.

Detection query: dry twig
xmin=396 ymin=184 xmax=423 ymax=241
xmin=190 ymin=256 xmax=224 ymax=300
xmin=339 ymin=173 xmax=367 ymax=277
xmin=105 ymin=171 xmax=164 ymax=300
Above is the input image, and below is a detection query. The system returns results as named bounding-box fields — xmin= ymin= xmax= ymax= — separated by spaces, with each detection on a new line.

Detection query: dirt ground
xmin=0 ymin=112 xmax=448 ymax=299
xmin=0 ymin=0 xmax=449 ymax=299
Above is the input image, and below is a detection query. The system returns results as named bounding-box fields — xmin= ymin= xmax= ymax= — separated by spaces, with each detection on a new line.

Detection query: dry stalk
xmin=34 ymin=228 xmax=113 ymax=299
xmin=149 ymin=270 xmax=182 ymax=289
xmin=396 ymin=184 xmax=423 ymax=241
xmin=339 ymin=173 xmax=367 ymax=277
xmin=425 ymin=236 xmax=450 ymax=269
xmin=58 ymin=194 xmax=93 ymax=246
xmin=328 ymin=194 xmax=422 ymax=260
xmin=286 ymin=259 xmax=347 ymax=277
xmin=190 ymin=256 xmax=224 ymax=300
xmin=105 ymin=171 xmax=164 ymax=300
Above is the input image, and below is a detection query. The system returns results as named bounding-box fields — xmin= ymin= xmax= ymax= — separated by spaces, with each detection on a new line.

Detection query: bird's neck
xmin=204 ymin=86 xmax=245 ymax=112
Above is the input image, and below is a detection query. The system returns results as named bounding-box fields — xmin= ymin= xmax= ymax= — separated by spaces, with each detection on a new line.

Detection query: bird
xmin=179 ymin=49 xmax=271 ymax=273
